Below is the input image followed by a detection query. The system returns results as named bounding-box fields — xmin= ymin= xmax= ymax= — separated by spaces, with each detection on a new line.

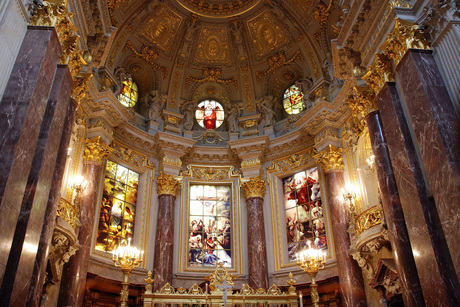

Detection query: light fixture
xmin=296 ymin=241 xmax=326 ymax=307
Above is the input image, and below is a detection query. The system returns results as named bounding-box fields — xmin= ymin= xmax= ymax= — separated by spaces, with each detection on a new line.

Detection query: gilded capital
xmin=313 ymin=145 xmax=344 ymax=173
xmin=83 ymin=137 xmax=113 ymax=166
xmin=156 ymin=172 xmax=181 ymax=196
xmin=241 ymin=176 xmax=266 ymax=199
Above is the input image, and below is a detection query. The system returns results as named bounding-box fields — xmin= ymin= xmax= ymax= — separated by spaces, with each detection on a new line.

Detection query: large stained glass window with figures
xmin=283 ymin=84 xmax=304 ymax=114
xmin=283 ymin=167 xmax=326 ymax=261
xmin=96 ymin=160 xmax=139 ymax=253
xmin=188 ymin=184 xmax=232 ymax=268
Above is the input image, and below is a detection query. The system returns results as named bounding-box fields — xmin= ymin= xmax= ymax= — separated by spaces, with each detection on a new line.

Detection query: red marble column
xmin=58 ymin=137 xmax=112 ymax=306
xmin=366 ymin=110 xmax=425 ymax=306
xmin=377 ymin=82 xmax=458 ymax=305
xmin=27 ymin=97 xmax=78 ymax=306
xmin=241 ymin=176 xmax=269 ymax=290
xmin=315 ymin=146 xmax=366 ymax=306
xmin=0 ymin=26 xmax=60 ymax=286
xmin=153 ymin=173 xmax=181 ymax=291
xmin=395 ymin=49 xmax=460 ymax=283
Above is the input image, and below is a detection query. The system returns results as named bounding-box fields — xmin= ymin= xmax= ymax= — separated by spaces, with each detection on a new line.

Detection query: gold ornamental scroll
xmin=313 ymin=144 xmax=344 ymax=173
xmin=241 ymin=175 xmax=266 ymax=199
xmin=156 ymin=172 xmax=181 ymax=196
xmin=83 ymin=136 xmax=113 ymax=166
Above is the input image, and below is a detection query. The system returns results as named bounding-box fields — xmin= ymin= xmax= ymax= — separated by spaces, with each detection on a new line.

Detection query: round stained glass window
xmin=118 ymin=78 xmax=138 ymax=108
xmin=195 ymin=100 xmax=225 ymax=129
xmin=283 ymin=84 xmax=304 ymax=114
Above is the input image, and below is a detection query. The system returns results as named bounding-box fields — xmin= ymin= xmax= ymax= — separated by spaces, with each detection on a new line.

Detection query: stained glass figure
xmin=283 ymin=84 xmax=304 ymax=114
xmin=188 ymin=184 xmax=232 ymax=268
xmin=283 ymin=167 xmax=327 ymax=261
xmin=118 ymin=78 xmax=138 ymax=108
xmin=195 ymin=100 xmax=225 ymax=129
xmin=96 ymin=161 xmax=139 ymax=253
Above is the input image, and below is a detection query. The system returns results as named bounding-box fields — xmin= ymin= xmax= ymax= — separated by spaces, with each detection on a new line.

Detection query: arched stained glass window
xmin=195 ymin=99 xmax=225 ymax=129
xmin=283 ymin=84 xmax=304 ymax=114
xmin=118 ymin=78 xmax=138 ymax=108
xmin=283 ymin=167 xmax=327 ymax=261
xmin=95 ymin=160 xmax=139 ymax=253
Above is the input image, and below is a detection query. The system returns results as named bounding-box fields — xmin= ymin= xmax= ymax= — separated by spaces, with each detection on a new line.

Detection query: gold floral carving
xmin=381 ymin=18 xmax=430 ymax=66
xmin=241 ymin=158 xmax=261 ymax=168
xmin=56 ymin=198 xmax=81 ymax=231
xmin=186 ymin=67 xmax=237 ymax=89
xmin=241 ymin=176 xmax=266 ymax=199
xmin=313 ymin=145 xmax=344 ymax=173
xmin=207 ymin=263 xmax=236 ymax=291
xmin=124 ymin=42 xmax=168 ymax=78
xmin=362 ymin=53 xmax=394 ymax=96
xmin=356 ymin=205 xmax=382 ymax=235
xmin=267 ymin=148 xmax=317 ymax=172
xmin=156 ymin=172 xmax=181 ymax=196
xmin=195 ymin=27 xmax=230 ymax=64
xmin=111 ymin=140 xmax=155 ymax=170
xmin=181 ymin=165 xmax=240 ymax=181
xmin=141 ymin=7 xmax=182 ymax=52
xmin=247 ymin=10 xmax=289 ymax=57
xmin=162 ymin=155 xmax=182 ymax=167
xmin=83 ymin=136 xmax=113 ymax=166
xmin=107 ymin=0 xmax=123 ymax=26
xmin=256 ymin=51 xmax=303 ymax=82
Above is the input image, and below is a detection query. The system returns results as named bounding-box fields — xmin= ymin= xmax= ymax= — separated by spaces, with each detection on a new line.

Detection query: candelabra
xmin=70 ymin=175 xmax=87 ymax=213
xmin=296 ymin=242 xmax=326 ymax=307
xmin=112 ymin=239 xmax=143 ymax=307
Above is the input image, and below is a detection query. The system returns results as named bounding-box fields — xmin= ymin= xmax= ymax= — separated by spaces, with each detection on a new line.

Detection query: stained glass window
xmin=195 ymin=100 xmax=225 ymax=129
xmin=283 ymin=84 xmax=304 ymax=114
xmin=118 ymin=78 xmax=138 ymax=108
xmin=95 ymin=160 xmax=139 ymax=253
xmin=188 ymin=184 xmax=232 ymax=268
xmin=283 ymin=167 xmax=327 ymax=261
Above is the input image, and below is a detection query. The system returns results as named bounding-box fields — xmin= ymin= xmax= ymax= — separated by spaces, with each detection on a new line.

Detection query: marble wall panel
xmin=0 ymin=27 xmax=60 ymax=285
xmin=377 ymin=83 xmax=452 ymax=306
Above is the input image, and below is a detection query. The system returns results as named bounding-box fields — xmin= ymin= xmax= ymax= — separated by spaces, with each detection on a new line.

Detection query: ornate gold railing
xmin=56 ymin=198 xmax=81 ymax=231
xmin=355 ymin=205 xmax=382 ymax=236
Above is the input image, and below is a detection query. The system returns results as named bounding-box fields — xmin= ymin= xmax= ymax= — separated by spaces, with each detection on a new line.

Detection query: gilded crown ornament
xmin=83 ymin=137 xmax=113 ymax=166
xmin=313 ymin=145 xmax=344 ymax=173
xmin=241 ymin=176 xmax=266 ymax=199
xmin=156 ymin=172 xmax=181 ymax=196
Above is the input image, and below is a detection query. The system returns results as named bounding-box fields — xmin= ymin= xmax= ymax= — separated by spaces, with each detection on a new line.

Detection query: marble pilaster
xmin=153 ymin=172 xmax=181 ymax=291
xmin=377 ymin=82 xmax=457 ymax=306
xmin=58 ymin=137 xmax=112 ymax=306
xmin=241 ymin=176 xmax=269 ymax=290
xmin=27 ymin=97 xmax=78 ymax=306
xmin=0 ymin=26 xmax=60 ymax=286
xmin=315 ymin=146 xmax=367 ymax=306
xmin=365 ymin=110 xmax=425 ymax=306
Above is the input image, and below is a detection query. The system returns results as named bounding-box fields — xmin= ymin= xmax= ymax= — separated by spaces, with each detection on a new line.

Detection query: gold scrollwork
xmin=186 ymin=67 xmax=237 ymax=89
xmin=181 ymin=165 xmax=240 ymax=181
xmin=362 ymin=53 xmax=394 ymax=96
xmin=83 ymin=137 xmax=113 ymax=166
xmin=162 ymin=155 xmax=182 ymax=167
xmin=241 ymin=176 xmax=266 ymax=199
xmin=56 ymin=198 xmax=81 ymax=231
xmin=356 ymin=205 xmax=382 ymax=235
xmin=256 ymin=51 xmax=303 ymax=82
xmin=267 ymin=148 xmax=317 ymax=172
xmin=156 ymin=172 xmax=181 ymax=196
xmin=313 ymin=145 xmax=344 ymax=173
xmin=241 ymin=158 xmax=261 ymax=168
xmin=111 ymin=141 xmax=155 ymax=170
xmin=124 ymin=42 xmax=168 ymax=78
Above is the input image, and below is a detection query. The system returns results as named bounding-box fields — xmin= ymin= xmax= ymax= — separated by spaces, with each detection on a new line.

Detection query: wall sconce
xmin=70 ymin=175 xmax=87 ymax=212
xmin=341 ymin=187 xmax=357 ymax=214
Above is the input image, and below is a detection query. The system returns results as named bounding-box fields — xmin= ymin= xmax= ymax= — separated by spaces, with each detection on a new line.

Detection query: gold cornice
xmin=83 ymin=136 xmax=113 ymax=166
xmin=313 ymin=144 xmax=344 ymax=173
xmin=156 ymin=172 xmax=181 ymax=196
xmin=241 ymin=176 xmax=266 ymax=199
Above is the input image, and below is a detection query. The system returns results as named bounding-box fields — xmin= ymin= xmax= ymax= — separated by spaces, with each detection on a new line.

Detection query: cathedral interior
xmin=0 ymin=0 xmax=459 ymax=306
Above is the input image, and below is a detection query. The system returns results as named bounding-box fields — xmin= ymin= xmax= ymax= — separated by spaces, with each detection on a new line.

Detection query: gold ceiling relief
xmin=141 ymin=6 xmax=182 ymax=52
xmin=124 ymin=42 xmax=168 ymax=78
xmin=256 ymin=51 xmax=303 ymax=82
xmin=195 ymin=27 xmax=230 ymax=64
xmin=247 ymin=11 xmax=289 ymax=57
xmin=191 ymin=83 xmax=230 ymax=106
xmin=186 ymin=67 xmax=237 ymax=89
xmin=176 ymin=0 xmax=262 ymax=18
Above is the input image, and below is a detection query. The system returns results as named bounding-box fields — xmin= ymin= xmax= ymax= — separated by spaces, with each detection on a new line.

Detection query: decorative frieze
xmin=181 ymin=165 xmax=240 ymax=181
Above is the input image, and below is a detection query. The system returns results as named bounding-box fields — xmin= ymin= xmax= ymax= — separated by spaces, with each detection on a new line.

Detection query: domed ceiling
xmin=105 ymin=0 xmax=342 ymax=113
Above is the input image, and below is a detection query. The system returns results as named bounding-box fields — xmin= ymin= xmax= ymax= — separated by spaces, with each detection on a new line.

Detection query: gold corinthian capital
xmin=83 ymin=137 xmax=113 ymax=166
xmin=313 ymin=145 xmax=344 ymax=173
xmin=241 ymin=176 xmax=266 ymax=199
xmin=156 ymin=172 xmax=181 ymax=196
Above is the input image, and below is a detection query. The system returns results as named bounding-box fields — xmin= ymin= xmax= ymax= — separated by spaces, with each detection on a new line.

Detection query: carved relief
xmin=124 ymin=42 xmax=168 ymax=78
xmin=313 ymin=145 xmax=343 ymax=173
xmin=181 ymin=165 xmax=240 ymax=181
xmin=110 ymin=140 xmax=155 ymax=170
xmin=195 ymin=27 xmax=230 ymax=64
xmin=156 ymin=172 xmax=181 ymax=196
xmin=83 ymin=137 xmax=113 ymax=166
xmin=141 ymin=6 xmax=183 ymax=52
xmin=241 ymin=176 xmax=266 ymax=199
xmin=267 ymin=149 xmax=317 ymax=172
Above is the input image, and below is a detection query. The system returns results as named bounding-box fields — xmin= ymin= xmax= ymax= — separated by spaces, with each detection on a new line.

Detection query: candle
xmin=299 ymin=292 xmax=303 ymax=307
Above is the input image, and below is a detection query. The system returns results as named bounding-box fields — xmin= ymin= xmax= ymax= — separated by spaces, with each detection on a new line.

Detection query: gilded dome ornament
xmin=241 ymin=176 xmax=266 ymax=199
xmin=176 ymin=0 xmax=262 ymax=18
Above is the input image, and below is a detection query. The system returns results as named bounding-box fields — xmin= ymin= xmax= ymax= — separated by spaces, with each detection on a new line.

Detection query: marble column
xmin=314 ymin=145 xmax=366 ymax=306
xmin=0 ymin=26 xmax=61 ymax=286
xmin=241 ymin=176 xmax=269 ymax=290
xmin=153 ymin=172 xmax=181 ymax=291
xmin=58 ymin=137 xmax=112 ymax=306
xmin=366 ymin=110 xmax=425 ymax=306
xmin=377 ymin=82 xmax=459 ymax=306
xmin=27 ymin=97 xmax=78 ymax=306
